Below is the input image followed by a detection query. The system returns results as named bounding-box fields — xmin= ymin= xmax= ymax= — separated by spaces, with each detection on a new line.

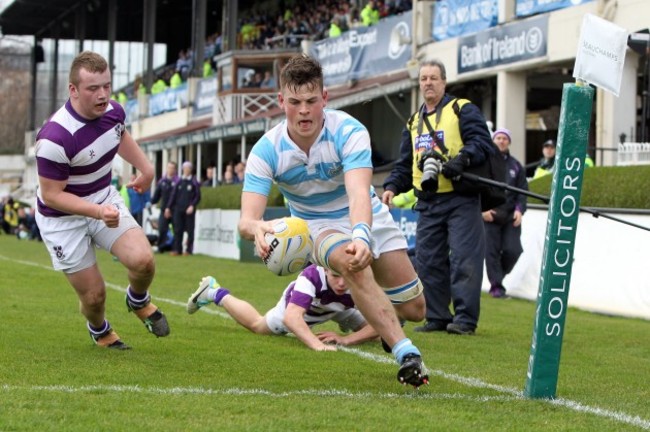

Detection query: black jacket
xmin=151 ymin=175 xmax=178 ymax=210
xmin=383 ymin=94 xmax=493 ymax=195
xmin=167 ymin=176 xmax=201 ymax=212
xmin=499 ymin=151 xmax=528 ymax=215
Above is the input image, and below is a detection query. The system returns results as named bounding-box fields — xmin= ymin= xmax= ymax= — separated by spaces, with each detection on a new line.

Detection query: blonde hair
xmin=69 ymin=51 xmax=109 ymax=86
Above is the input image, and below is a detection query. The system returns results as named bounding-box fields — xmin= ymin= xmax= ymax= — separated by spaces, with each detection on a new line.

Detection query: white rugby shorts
xmin=36 ymin=187 xmax=140 ymax=273
xmin=264 ymin=300 xmax=366 ymax=335
xmin=307 ymin=196 xmax=407 ymax=260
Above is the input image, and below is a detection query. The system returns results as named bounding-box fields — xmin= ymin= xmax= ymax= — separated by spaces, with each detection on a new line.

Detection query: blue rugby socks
xmin=392 ymin=338 xmax=421 ymax=364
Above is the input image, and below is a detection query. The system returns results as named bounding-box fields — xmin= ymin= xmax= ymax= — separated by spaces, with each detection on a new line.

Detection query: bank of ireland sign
xmin=457 ymin=15 xmax=548 ymax=74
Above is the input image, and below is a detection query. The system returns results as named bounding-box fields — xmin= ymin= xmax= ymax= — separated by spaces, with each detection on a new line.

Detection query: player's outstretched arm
xmin=283 ymin=303 xmax=336 ymax=351
xmin=344 ymin=168 xmax=374 ymax=272
xmin=345 ymin=167 xmax=373 ymax=231
xmin=339 ymin=323 xmax=379 ymax=346
xmin=317 ymin=322 xmax=379 ymax=346
xmin=239 ymin=191 xmax=277 ymax=258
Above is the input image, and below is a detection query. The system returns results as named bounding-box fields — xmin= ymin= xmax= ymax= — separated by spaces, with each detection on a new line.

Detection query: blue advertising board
xmin=124 ymin=99 xmax=139 ymax=125
xmin=192 ymin=77 xmax=217 ymax=119
xmin=432 ymin=0 xmax=498 ymax=41
xmin=148 ymin=82 xmax=189 ymax=117
xmin=390 ymin=208 xmax=418 ymax=250
xmin=515 ymin=0 xmax=593 ymax=17
xmin=308 ymin=12 xmax=412 ymax=87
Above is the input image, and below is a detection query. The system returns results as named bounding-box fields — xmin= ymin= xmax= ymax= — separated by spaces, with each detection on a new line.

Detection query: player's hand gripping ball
xmin=264 ymin=217 xmax=313 ymax=276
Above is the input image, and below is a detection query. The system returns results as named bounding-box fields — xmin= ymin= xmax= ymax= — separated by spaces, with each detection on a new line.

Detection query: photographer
xmin=381 ymin=59 xmax=493 ymax=335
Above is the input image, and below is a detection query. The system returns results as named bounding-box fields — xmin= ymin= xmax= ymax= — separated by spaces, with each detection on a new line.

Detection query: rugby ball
xmin=263 ymin=217 xmax=313 ymax=276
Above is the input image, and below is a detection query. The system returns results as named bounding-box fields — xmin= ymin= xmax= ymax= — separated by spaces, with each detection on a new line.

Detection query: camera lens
xmin=420 ymin=157 xmax=439 ymax=192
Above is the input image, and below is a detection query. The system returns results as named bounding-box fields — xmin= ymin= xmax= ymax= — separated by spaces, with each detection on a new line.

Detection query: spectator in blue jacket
xmin=166 ymin=161 xmax=201 ymax=256
xmin=127 ymin=173 xmax=152 ymax=227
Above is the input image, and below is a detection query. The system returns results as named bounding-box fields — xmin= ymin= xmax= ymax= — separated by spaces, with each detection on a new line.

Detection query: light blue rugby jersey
xmin=244 ymin=109 xmax=376 ymax=220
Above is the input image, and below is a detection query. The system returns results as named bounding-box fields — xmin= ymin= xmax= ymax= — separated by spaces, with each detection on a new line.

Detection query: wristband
xmin=352 ymin=222 xmax=372 ymax=248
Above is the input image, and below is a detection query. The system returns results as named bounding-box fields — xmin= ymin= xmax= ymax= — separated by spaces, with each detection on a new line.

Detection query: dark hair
xmin=420 ymin=59 xmax=447 ymax=81
xmin=69 ymin=51 xmax=109 ymax=86
xmin=279 ymin=54 xmax=324 ymax=93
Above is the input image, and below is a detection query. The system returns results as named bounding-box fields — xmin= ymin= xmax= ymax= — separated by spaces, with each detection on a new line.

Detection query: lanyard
xmin=415 ymin=101 xmax=450 ymax=155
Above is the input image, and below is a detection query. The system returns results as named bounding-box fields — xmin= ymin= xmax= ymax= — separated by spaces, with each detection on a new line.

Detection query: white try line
xmin=0 ymin=383 xmax=519 ymax=402
xmin=1 ymin=254 xmax=649 ymax=430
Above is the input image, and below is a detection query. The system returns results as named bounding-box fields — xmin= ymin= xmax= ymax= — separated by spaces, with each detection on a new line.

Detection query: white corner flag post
xmin=524 ymin=14 xmax=628 ymax=399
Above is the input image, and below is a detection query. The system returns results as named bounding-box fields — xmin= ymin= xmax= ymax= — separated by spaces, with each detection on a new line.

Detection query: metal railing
xmin=214 ymin=92 xmax=277 ymax=124
xmin=617 ymin=142 xmax=650 ymax=166
xmin=263 ymin=34 xmax=309 ymax=50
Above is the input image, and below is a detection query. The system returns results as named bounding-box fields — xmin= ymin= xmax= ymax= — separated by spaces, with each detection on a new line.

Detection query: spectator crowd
xmin=239 ymin=0 xmax=413 ymax=50
xmin=1 ymin=196 xmax=40 ymax=241
xmin=112 ymin=0 xmax=412 ymax=99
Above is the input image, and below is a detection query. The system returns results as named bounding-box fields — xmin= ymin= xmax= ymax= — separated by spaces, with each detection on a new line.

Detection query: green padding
xmin=525 ymin=84 xmax=594 ymax=399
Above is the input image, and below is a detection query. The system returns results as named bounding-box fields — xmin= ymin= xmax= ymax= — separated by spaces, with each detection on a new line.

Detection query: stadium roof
xmin=0 ymin=0 xmax=252 ymax=62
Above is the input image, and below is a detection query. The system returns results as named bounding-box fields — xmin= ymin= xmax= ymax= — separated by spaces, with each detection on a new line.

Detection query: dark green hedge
xmin=198 ymin=183 xmax=285 ymax=210
xmin=528 ymin=165 xmax=650 ymax=209
xmin=198 ymin=165 xmax=650 ymax=210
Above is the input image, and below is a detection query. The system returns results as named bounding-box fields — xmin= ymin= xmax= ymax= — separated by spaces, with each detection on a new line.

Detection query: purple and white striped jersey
xmin=35 ymin=100 xmax=126 ymax=217
xmin=283 ymin=264 xmax=356 ymax=326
